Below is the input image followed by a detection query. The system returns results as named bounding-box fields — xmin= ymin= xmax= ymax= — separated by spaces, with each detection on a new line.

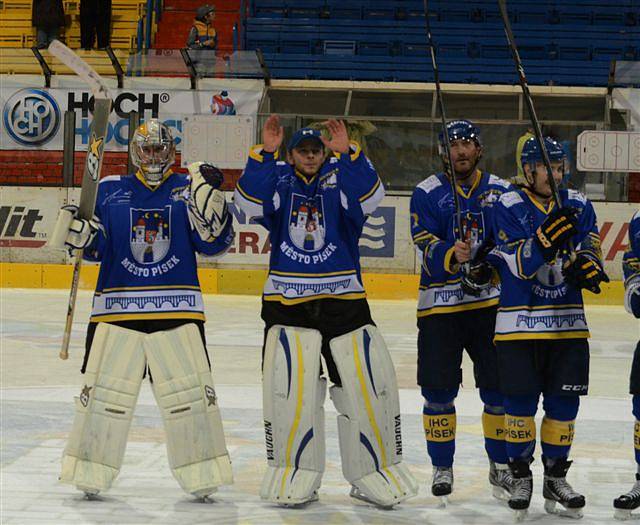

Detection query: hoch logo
xmin=3 ymin=89 xmax=60 ymax=146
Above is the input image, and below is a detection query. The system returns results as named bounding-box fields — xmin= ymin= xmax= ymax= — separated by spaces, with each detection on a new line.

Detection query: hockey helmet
xmin=438 ymin=120 xmax=482 ymax=152
xmin=520 ymin=136 xmax=567 ymax=186
xmin=130 ymin=119 xmax=175 ymax=186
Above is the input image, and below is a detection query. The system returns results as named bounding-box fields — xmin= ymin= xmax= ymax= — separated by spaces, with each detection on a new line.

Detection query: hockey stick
xmin=423 ymin=0 xmax=463 ymax=239
xmin=497 ymin=0 xmax=563 ymax=209
xmin=48 ymin=40 xmax=112 ymax=360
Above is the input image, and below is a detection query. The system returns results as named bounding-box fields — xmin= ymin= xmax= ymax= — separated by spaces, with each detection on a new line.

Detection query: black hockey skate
xmin=508 ymin=460 xmax=533 ymax=522
xmin=489 ymin=460 xmax=516 ymax=501
xmin=431 ymin=466 xmax=453 ymax=506
xmin=614 ymin=473 xmax=640 ymax=520
xmin=542 ymin=457 xmax=585 ymax=519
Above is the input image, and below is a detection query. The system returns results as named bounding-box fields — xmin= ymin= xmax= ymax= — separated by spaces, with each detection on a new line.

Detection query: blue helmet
xmin=438 ymin=120 xmax=482 ymax=150
xmin=520 ymin=136 xmax=567 ymax=186
xmin=520 ymin=136 xmax=566 ymax=166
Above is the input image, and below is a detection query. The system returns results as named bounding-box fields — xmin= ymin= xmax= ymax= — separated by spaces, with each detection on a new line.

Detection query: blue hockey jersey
xmin=409 ymin=170 xmax=512 ymax=317
xmin=233 ymin=143 xmax=384 ymax=304
xmin=623 ymin=209 xmax=640 ymax=318
xmin=488 ymin=187 xmax=603 ymax=341
xmin=84 ymin=171 xmax=234 ymax=323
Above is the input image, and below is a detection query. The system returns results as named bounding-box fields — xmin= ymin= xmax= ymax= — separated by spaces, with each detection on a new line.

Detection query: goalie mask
xmin=131 ymin=119 xmax=176 ymax=186
xmin=520 ymin=136 xmax=567 ymax=187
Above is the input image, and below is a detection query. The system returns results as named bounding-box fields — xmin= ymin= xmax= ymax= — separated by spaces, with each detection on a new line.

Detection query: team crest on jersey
xmin=477 ymin=189 xmax=502 ymax=208
xmin=130 ymin=206 xmax=171 ymax=264
xmin=535 ymin=259 xmax=566 ymax=288
xmin=288 ymin=193 xmax=326 ymax=252
xmin=457 ymin=211 xmax=485 ymax=249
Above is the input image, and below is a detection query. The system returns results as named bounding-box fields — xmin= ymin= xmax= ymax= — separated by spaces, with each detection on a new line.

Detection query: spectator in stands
xmin=32 ymin=0 xmax=65 ymax=49
xmin=80 ymin=0 xmax=111 ymax=50
xmin=187 ymin=4 xmax=217 ymax=51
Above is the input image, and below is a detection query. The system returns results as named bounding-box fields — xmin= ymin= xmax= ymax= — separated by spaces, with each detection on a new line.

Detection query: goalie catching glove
xmin=187 ymin=162 xmax=230 ymax=242
xmin=48 ymin=205 xmax=101 ymax=253
xmin=562 ymin=252 xmax=609 ymax=294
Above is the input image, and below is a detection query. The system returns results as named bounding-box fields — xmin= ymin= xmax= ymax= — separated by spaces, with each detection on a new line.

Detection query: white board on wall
xmin=181 ymin=115 xmax=255 ymax=169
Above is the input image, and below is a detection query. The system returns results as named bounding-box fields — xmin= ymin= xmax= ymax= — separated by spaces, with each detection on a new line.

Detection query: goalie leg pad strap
xmin=329 ymin=325 xmax=417 ymax=507
xmin=144 ymin=323 xmax=232 ymax=497
xmin=260 ymin=325 xmax=326 ymax=505
xmin=60 ymin=323 xmax=146 ymax=492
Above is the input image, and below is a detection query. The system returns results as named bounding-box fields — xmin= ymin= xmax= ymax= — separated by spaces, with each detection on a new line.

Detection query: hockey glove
xmin=187 ymin=162 xmax=230 ymax=242
xmin=562 ymin=252 xmax=609 ymax=294
xmin=624 ymin=277 xmax=640 ymax=318
xmin=460 ymin=240 xmax=496 ymax=297
xmin=48 ymin=205 xmax=100 ymax=253
xmin=535 ymin=207 xmax=578 ymax=262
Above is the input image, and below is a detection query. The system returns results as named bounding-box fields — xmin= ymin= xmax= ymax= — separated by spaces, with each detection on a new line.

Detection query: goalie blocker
xmin=261 ymin=324 xmax=417 ymax=508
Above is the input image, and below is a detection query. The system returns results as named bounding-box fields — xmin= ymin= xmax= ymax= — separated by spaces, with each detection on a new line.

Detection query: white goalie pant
xmin=60 ymin=323 xmax=233 ymax=497
xmin=329 ymin=325 xmax=418 ymax=507
xmin=261 ymin=325 xmax=326 ymax=505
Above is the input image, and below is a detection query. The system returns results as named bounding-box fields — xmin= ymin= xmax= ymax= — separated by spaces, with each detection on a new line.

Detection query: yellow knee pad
xmin=482 ymin=412 xmax=506 ymax=441
xmin=505 ymin=414 xmax=536 ymax=443
xmin=540 ymin=417 xmax=575 ymax=447
xmin=423 ymin=413 xmax=456 ymax=443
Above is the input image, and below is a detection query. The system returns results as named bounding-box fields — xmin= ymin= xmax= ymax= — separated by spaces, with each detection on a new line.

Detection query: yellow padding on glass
xmin=505 ymin=414 xmax=536 ymax=443
xmin=634 ymin=420 xmax=640 ymax=450
xmin=540 ymin=417 xmax=574 ymax=447
xmin=423 ymin=413 xmax=456 ymax=443
xmin=482 ymin=412 xmax=506 ymax=441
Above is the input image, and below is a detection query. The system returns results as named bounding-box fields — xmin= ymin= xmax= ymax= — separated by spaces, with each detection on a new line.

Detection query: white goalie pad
xmin=260 ymin=325 xmax=326 ymax=506
xmin=60 ymin=323 xmax=146 ymax=493
xmin=329 ymin=325 xmax=418 ymax=507
xmin=144 ymin=323 xmax=233 ymax=498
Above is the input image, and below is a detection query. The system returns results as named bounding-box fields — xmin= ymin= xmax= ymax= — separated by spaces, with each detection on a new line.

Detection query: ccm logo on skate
xmin=561 ymin=384 xmax=587 ymax=392
xmin=0 ymin=206 xmax=45 ymax=248
xmin=264 ymin=420 xmax=274 ymax=460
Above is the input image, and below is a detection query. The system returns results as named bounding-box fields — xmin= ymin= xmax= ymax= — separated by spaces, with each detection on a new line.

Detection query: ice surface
xmin=1 ymin=289 xmax=638 ymax=524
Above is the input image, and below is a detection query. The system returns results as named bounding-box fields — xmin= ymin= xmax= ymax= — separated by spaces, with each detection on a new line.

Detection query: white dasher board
xmin=182 ymin=115 xmax=255 ymax=169
xmin=577 ymin=130 xmax=640 ymax=172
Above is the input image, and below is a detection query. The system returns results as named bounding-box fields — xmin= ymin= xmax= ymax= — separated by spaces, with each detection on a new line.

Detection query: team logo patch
xmin=130 ymin=206 xmax=171 ymax=264
xmin=455 ymin=211 xmax=485 ymax=250
xmin=80 ymin=385 xmax=92 ymax=407
xmin=288 ymin=193 xmax=326 ymax=252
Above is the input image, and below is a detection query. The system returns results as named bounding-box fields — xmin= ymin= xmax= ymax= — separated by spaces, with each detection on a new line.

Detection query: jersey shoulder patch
xmin=499 ymin=190 xmax=524 ymax=208
xmin=329 ymin=157 xmax=339 ymax=164
xmin=488 ymin=173 xmax=512 ymax=189
xmin=276 ymin=160 xmax=287 ymax=166
xmin=417 ymin=174 xmax=442 ymax=195
xmin=567 ymin=189 xmax=587 ymax=206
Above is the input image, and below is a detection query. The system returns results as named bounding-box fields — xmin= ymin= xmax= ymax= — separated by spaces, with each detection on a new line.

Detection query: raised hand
xmin=320 ymin=119 xmax=350 ymax=154
xmin=262 ymin=114 xmax=283 ymax=153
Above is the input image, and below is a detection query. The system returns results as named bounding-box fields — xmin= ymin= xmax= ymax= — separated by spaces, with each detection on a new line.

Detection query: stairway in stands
xmin=154 ymin=0 xmax=243 ymax=53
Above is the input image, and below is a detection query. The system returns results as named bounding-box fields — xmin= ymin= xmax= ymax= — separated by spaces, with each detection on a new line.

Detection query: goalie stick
xmin=48 ymin=40 xmax=112 ymax=360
